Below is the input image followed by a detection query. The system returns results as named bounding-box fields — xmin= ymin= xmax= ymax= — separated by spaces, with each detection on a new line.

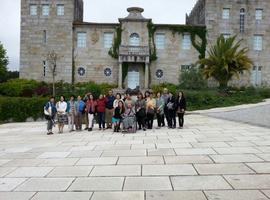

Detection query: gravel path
xmin=205 ymin=104 xmax=270 ymax=128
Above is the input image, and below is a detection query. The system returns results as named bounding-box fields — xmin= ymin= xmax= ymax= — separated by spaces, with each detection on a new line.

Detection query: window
xmin=42 ymin=4 xmax=50 ymax=16
xmin=255 ymin=9 xmax=263 ymax=20
xmin=251 ymin=66 xmax=262 ymax=86
xmin=222 ymin=8 xmax=230 ymax=19
xmin=156 ymin=69 xmax=164 ymax=78
xmin=43 ymin=30 xmax=47 ymax=44
xmin=57 ymin=4 xmax=65 ymax=16
xmin=104 ymin=68 xmax=112 ymax=77
xmin=182 ymin=34 xmax=191 ymax=50
xmin=43 ymin=61 xmax=47 ymax=77
xmin=156 ymin=33 xmax=165 ymax=50
xmin=181 ymin=65 xmax=191 ymax=71
xmin=253 ymin=35 xmax=263 ymax=51
xmin=30 ymin=4 xmax=37 ymax=16
xmin=78 ymin=67 xmax=86 ymax=76
xmin=240 ymin=8 xmax=245 ymax=33
xmin=222 ymin=33 xmax=231 ymax=39
xmin=77 ymin=32 xmax=87 ymax=48
xmin=129 ymin=33 xmax=140 ymax=46
xmin=103 ymin=33 xmax=113 ymax=48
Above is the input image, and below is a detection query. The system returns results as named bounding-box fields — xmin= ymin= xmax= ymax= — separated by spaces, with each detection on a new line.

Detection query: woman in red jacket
xmin=86 ymin=94 xmax=96 ymax=131
xmin=96 ymin=94 xmax=107 ymax=130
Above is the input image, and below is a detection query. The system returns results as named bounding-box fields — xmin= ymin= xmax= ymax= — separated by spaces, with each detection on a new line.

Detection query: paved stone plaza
xmin=0 ymin=110 xmax=270 ymax=199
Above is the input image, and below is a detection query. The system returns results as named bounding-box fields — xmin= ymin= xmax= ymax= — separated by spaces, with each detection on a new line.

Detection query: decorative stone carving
xmin=91 ymin=29 xmax=99 ymax=44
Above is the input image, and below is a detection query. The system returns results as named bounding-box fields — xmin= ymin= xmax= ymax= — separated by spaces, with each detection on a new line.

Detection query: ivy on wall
xmin=147 ymin=21 xmax=158 ymax=62
xmin=169 ymin=25 xmax=207 ymax=60
xmin=108 ymin=26 xmax=122 ymax=59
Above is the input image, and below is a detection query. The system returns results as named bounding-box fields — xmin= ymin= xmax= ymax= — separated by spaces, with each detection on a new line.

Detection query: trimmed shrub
xmin=0 ymin=97 xmax=48 ymax=122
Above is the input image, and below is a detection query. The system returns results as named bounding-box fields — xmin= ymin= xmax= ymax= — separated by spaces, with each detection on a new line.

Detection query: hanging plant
xmin=169 ymin=25 xmax=207 ymax=60
xmin=147 ymin=21 xmax=158 ymax=62
xmin=108 ymin=26 xmax=122 ymax=59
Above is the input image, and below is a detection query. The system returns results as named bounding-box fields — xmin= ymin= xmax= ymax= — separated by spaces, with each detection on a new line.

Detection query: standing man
xmin=67 ymin=95 xmax=76 ymax=132
xmin=75 ymin=95 xmax=85 ymax=131
xmin=105 ymin=90 xmax=115 ymax=129
xmin=44 ymin=96 xmax=57 ymax=135
xmin=161 ymin=88 xmax=169 ymax=127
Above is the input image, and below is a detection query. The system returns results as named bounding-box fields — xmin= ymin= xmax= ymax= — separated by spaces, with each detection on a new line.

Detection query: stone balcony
xmin=119 ymin=45 xmax=150 ymax=63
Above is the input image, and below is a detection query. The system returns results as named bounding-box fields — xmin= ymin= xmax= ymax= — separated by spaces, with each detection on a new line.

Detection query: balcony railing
xmin=119 ymin=45 xmax=150 ymax=63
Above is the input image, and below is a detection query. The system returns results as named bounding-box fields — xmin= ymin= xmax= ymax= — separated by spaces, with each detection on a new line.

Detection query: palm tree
xmin=199 ymin=35 xmax=253 ymax=89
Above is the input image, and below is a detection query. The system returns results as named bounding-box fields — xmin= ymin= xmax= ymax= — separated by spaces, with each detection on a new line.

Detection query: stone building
xmin=20 ymin=0 xmax=270 ymax=88
xmin=187 ymin=0 xmax=270 ymax=87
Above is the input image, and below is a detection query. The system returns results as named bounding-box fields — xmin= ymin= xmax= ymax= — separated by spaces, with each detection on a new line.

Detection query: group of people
xmin=44 ymin=88 xmax=186 ymax=135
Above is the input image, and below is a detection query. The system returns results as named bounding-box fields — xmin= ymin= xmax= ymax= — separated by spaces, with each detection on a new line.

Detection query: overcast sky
xmin=0 ymin=0 xmax=197 ymax=71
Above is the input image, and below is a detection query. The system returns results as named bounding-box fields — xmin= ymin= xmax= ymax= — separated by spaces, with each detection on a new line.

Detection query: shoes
xmin=88 ymin=128 xmax=92 ymax=131
xmin=103 ymin=128 xmax=106 ymax=131
xmin=84 ymin=127 xmax=88 ymax=130
xmin=47 ymin=132 xmax=53 ymax=135
xmin=99 ymin=128 xmax=102 ymax=131
xmin=143 ymin=128 xmax=146 ymax=131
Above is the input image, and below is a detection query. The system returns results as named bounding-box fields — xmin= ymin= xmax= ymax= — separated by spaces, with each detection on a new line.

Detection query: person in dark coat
xmin=166 ymin=92 xmax=176 ymax=129
xmin=176 ymin=91 xmax=187 ymax=129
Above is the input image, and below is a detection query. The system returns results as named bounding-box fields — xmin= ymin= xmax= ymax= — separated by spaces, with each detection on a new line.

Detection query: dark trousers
xmin=178 ymin=112 xmax=184 ymax=127
xmin=146 ymin=112 xmax=154 ymax=129
xmin=75 ymin=112 xmax=83 ymax=130
xmin=168 ymin=110 xmax=176 ymax=128
xmin=157 ymin=113 xmax=164 ymax=127
xmin=47 ymin=117 xmax=54 ymax=131
xmin=98 ymin=112 xmax=105 ymax=129
xmin=137 ymin=114 xmax=146 ymax=129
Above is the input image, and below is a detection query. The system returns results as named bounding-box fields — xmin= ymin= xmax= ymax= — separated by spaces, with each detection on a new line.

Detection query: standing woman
xmin=86 ymin=94 xmax=97 ymax=131
xmin=167 ymin=92 xmax=176 ymax=129
xmin=176 ymin=91 xmax=187 ymax=129
xmin=113 ymin=93 xmax=123 ymax=109
xmin=156 ymin=92 xmax=165 ymax=128
xmin=44 ymin=96 xmax=57 ymax=135
xmin=96 ymin=94 xmax=107 ymax=130
xmin=145 ymin=91 xmax=156 ymax=129
xmin=135 ymin=92 xmax=146 ymax=131
xmin=56 ymin=96 xmax=68 ymax=133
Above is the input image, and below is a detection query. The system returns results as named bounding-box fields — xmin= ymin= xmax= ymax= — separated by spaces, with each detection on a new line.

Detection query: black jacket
xmin=166 ymin=96 xmax=176 ymax=110
xmin=176 ymin=97 xmax=186 ymax=110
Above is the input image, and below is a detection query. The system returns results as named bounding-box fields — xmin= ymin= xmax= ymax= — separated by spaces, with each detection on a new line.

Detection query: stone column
xmin=145 ymin=62 xmax=149 ymax=89
xmin=118 ymin=62 xmax=123 ymax=89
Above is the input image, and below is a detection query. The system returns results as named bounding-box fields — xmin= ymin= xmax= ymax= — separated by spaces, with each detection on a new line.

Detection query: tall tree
xmin=199 ymin=35 xmax=253 ymax=89
xmin=0 ymin=42 xmax=9 ymax=83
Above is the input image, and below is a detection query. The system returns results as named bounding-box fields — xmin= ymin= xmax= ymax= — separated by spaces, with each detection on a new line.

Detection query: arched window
xmin=129 ymin=33 xmax=140 ymax=46
xmin=240 ymin=8 xmax=245 ymax=33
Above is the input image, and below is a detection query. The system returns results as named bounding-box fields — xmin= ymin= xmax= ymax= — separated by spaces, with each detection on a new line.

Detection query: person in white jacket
xmin=56 ymin=96 xmax=68 ymax=133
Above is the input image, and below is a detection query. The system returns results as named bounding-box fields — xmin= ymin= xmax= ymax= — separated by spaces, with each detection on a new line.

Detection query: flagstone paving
xmin=0 ymin=114 xmax=270 ymax=199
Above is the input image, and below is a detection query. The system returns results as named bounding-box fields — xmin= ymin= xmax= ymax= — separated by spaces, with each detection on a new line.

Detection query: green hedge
xmin=0 ymin=97 xmax=48 ymax=122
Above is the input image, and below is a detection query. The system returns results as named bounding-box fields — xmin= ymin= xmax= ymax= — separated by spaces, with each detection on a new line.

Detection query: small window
xmin=42 ymin=4 xmax=50 ymax=16
xmin=43 ymin=30 xmax=47 ymax=44
xmin=77 ymin=32 xmax=87 ymax=48
xmin=103 ymin=33 xmax=114 ymax=48
xmin=253 ymin=35 xmax=263 ymax=51
xmin=43 ymin=61 xmax=47 ymax=77
xmin=240 ymin=8 xmax=245 ymax=33
xmin=129 ymin=33 xmax=140 ymax=46
xmin=78 ymin=67 xmax=86 ymax=76
xmin=182 ymin=34 xmax=191 ymax=50
xmin=156 ymin=33 xmax=165 ymax=50
xmin=222 ymin=8 xmax=230 ymax=19
xmin=30 ymin=4 xmax=37 ymax=16
xmin=57 ymin=4 xmax=65 ymax=16
xmin=181 ymin=65 xmax=191 ymax=71
xmin=156 ymin=69 xmax=164 ymax=78
xmin=104 ymin=68 xmax=112 ymax=77
xmin=255 ymin=9 xmax=263 ymax=20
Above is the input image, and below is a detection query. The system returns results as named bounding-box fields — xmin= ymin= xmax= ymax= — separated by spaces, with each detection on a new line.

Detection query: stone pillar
xmin=145 ymin=63 xmax=149 ymax=89
xmin=118 ymin=62 xmax=123 ymax=89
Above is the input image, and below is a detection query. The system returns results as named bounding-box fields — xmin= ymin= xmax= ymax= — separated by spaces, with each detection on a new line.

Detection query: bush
xmin=179 ymin=67 xmax=207 ymax=90
xmin=0 ymin=79 xmax=47 ymax=97
xmin=0 ymin=97 xmax=48 ymax=122
xmin=152 ymin=83 xmax=179 ymax=95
